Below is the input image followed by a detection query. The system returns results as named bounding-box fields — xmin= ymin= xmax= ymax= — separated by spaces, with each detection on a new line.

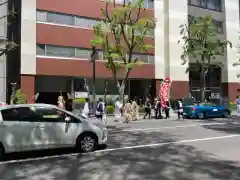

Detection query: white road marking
xmin=1 ymin=133 xmax=239 ymax=165
xmin=119 ymin=122 xmax=226 ymax=132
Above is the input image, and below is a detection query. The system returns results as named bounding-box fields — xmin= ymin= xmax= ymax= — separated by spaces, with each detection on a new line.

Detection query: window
xmin=46 ymin=12 xmax=75 ymax=26
xmin=37 ymin=44 xmax=45 ymax=55
xmin=75 ymin=17 xmax=99 ymax=28
xmin=1 ymin=108 xmax=19 ymax=121
xmin=213 ymin=20 xmax=223 ymax=33
xmin=46 ymin=45 xmax=75 ymax=57
xmin=132 ymin=53 xmax=150 ymax=63
xmin=188 ymin=0 xmax=222 ymax=12
xmin=36 ymin=10 xmax=46 ymax=22
xmin=34 ymin=107 xmax=66 ymax=122
xmin=1 ymin=107 xmax=35 ymax=122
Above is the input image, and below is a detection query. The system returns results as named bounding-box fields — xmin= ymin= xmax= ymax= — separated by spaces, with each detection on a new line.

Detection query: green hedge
xmin=73 ymin=98 xmax=86 ymax=104
xmin=106 ymin=105 xmax=114 ymax=114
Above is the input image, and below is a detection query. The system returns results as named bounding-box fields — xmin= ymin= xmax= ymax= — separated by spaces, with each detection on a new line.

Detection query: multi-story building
xmin=2 ymin=0 xmax=240 ymax=104
xmin=155 ymin=0 xmax=239 ymax=102
xmin=0 ymin=0 xmax=7 ymax=102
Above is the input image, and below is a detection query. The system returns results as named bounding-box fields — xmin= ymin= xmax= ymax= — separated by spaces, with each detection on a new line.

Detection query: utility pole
xmin=90 ymin=46 xmax=97 ymax=115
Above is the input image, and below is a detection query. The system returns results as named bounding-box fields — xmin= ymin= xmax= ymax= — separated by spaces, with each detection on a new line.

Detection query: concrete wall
xmin=0 ymin=0 xmax=7 ymax=102
xmin=154 ymin=0 xmax=188 ymax=81
xmin=21 ymin=0 xmax=36 ymax=75
xmin=224 ymin=0 xmax=239 ymax=83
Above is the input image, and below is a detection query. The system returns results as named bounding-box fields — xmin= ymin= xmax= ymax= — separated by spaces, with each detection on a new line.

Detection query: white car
xmin=0 ymin=104 xmax=108 ymax=159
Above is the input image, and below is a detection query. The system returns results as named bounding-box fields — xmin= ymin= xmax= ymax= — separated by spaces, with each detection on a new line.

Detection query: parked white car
xmin=0 ymin=104 xmax=108 ymax=159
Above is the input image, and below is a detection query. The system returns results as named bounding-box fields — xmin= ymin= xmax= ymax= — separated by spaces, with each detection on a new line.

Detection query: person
xmin=132 ymin=98 xmax=139 ymax=121
xmin=114 ymin=97 xmax=122 ymax=122
xmin=82 ymin=98 xmax=90 ymax=118
xmin=236 ymin=96 xmax=240 ymax=116
xmin=123 ymin=100 xmax=133 ymax=123
xmin=164 ymin=100 xmax=170 ymax=119
xmin=154 ymin=97 xmax=162 ymax=119
xmin=176 ymin=98 xmax=184 ymax=120
xmin=57 ymin=95 xmax=65 ymax=109
xmin=143 ymin=99 xmax=151 ymax=119
xmin=95 ymin=98 xmax=105 ymax=121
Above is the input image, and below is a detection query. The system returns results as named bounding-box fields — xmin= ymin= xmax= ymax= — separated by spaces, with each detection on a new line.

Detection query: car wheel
xmin=0 ymin=144 xmax=5 ymax=160
xmin=76 ymin=133 xmax=97 ymax=153
xmin=198 ymin=112 xmax=205 ymax=119
xmin=222 ymin=111 xmax=230 ymax=118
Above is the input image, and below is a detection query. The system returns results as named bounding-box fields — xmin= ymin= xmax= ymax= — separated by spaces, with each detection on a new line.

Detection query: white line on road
xmin=1 ymin=133 xmax=239 ymax=165
xmin=118 ymin=122 xmax=226 ymax=132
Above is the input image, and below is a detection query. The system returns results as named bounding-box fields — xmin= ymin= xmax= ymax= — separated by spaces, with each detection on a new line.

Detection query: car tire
xmin=76 ymin=133 xmax=98 ymax=153
xmin=198 ymin=112 xmax=205 ymax=119
xmin=0 ymin=143 xmax=5 ymax=161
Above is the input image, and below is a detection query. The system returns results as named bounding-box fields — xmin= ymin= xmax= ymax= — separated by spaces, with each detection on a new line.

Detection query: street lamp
xmin=10 ymin=82 xmax=17 ymax=105
xmin=90 ymin=46 xmax=97 ymax=114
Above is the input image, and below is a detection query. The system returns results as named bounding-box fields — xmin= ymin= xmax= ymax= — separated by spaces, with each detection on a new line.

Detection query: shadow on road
xmin=1 ymin=126 xmax=240 ymax=180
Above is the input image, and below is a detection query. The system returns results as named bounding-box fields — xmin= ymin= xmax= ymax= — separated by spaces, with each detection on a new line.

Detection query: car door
xmin=34 ymin=106 xmax=81 ymax=148
xmin=0 ymin=108 xmax=22 ymax=152
xmin=16 ymin=106 xmax=44 ymax=150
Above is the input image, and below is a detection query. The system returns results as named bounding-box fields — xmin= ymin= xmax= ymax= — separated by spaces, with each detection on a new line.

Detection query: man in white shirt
xmin=114 ymin=97 xmax=122 ymax=122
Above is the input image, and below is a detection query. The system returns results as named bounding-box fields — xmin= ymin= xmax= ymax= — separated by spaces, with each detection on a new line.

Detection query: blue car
xmin=183 ymin=103 xmax=231 ymax=119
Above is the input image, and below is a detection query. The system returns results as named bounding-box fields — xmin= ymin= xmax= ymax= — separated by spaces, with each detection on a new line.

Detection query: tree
xmin=179 ymin=16 xmax=232 ymax=102
xmin=0 ymin=0 xmax=17 ymax=57
xmin=91 ymin=0 xmax=155 ymax=102
xmin=233 ymin=44 xmax=240 ymax=78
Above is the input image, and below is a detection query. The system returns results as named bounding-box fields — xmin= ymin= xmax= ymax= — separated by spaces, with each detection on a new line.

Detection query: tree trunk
xmin=117 ymin=81 xmax=125 ymax=104
xmin=200 ymin=63 xmax=206 ymax=102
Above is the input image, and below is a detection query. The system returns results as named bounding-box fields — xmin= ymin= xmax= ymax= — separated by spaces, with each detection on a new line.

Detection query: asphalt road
xmin=1 ymin=116 xmax=240 ymax=180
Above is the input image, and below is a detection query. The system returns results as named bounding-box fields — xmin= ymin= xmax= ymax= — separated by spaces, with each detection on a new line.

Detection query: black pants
xmin=164 ymin=108 xmax=170 ymax=118
xmin=155 ymin=108 xmax=162 ymax=119
xmin=177 ymin=110 xmax=184 ymax=119
xmin=144 ymin=108 xmax=151 ymax=119
xmin=96 ymin=114 xmax=103 ymax=119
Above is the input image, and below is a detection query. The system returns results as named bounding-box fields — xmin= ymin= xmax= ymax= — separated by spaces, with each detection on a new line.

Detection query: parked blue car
xmin=183 ymin=103 xmax=231 ymax=119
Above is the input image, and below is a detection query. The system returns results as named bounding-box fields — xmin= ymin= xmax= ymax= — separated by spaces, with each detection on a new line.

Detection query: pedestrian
xmin=143 ymin=99 xmax=151 ymax=119
xmin=176 ymin=98 xmax=184 ymax=120
xmin=123 ymin=100 xmax=133 ymax=123
xmin=57 ymin=95 xmax=65 ymax=109
xmin=114 ymin=97 xmax=122 ymax=122
xmin=95 ymin=98 xmax=105 ymax=122
xmin=132 ymin=98 xmax=139 ymax=121
xmin=236 ymin=96 xmax=240 ymax=116
xmin=82 ymin=98 xmax=90 ymax=118
xmin=164 ymin=100 xmax=170 ymax=119
xmin=154 ymin=97 xmax=162 ymax=119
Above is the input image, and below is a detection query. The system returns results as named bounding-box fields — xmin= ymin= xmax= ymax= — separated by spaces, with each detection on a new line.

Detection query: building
xmin=155 ymin=0 xmax=239 ymax=102
xmin=0 ymin=0 xmax=7 ymax=102
xmin=1 ymin=0 xmax=240 ymax=104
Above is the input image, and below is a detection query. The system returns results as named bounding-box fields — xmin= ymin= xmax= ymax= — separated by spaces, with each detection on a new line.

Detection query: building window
xmin=36 ymin=44 xmax=154 ymax=63
xmin=46 ymin=12 xmax=75 ymax=26
xmin=46 ymin=45 xmax=75 ymax=57
xmin=188 ymin=15 xmax=223 ymax=34
xmin=75 ymin=17 xmax=99 ymax=29
xmin=188 ymin=0 xmax=222 ymax=12
xmin=36 ymin=44 xmax=45 ymax=55
xmin=36 ymin=10 xmax=46 ymax=22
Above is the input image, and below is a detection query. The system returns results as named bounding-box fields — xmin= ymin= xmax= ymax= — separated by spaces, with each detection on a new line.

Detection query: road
xmin=1 ymin=116 xmax=240 ymax=180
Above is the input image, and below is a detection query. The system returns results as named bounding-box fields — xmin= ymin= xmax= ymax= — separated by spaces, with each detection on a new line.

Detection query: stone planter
xmin=72 ymin=102 xmax=84 ymax=111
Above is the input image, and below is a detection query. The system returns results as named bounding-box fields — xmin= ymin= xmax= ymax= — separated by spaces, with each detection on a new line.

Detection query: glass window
xmin=36 ymin=10 xmax=46 ymax=22
xmin=189 ymin=0 xmax=201 ymax=6
xmin=1 ymin=107 xmax=35 ymax=122
xmin=213 ymin=20 xmax=223 ymax=33
xmin=75 ymin=17 xmax=99 ymax=28
xmin=1 ymin=108 xmax=19 ymax=121
xmin=36 ymin=44 xmax=45 ymax=55
xmin=207 ymin=0 xmax=222 ymax=11
xmin=34 ymin=107 xmax=66 ymax=122
xmin=46 ymin=12 xmax=75 ymax=26
xmin=132 ymin=54 xmax=149 ymax=62
xmin=148 ymin=55 xmax=154 ymax=63
xmin=148 ymin=0 xmax=154 ymax=8
xmin=75 ymin=48 xmax=90 ymax=59
xmin=46 ymin=45 xmax=75 ymax=57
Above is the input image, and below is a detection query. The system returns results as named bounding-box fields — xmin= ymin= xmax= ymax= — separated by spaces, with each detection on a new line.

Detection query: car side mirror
xmin=65 ymin=116 xmax=71 ymax=123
